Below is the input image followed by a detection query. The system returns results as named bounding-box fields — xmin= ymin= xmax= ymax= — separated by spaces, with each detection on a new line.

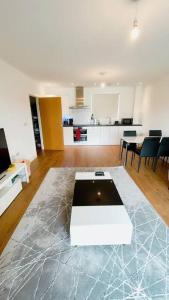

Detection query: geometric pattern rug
xmin=0 ymin=167 xmax=168 ymax=300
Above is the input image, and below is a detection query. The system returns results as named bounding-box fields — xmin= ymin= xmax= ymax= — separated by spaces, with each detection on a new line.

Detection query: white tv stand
xmin=0 ymin=163 xmax=29 ymax=216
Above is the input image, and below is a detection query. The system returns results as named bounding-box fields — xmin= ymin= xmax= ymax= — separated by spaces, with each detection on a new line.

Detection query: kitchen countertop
xmin=63 ymin=124 xmax=142 ymax=127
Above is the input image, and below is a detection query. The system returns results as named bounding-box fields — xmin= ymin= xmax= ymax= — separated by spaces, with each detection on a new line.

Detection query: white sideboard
xmin=63 ymin=125 xmax=143 ymax=146
xmin=0 ymin=163 xmax=29 ymax=216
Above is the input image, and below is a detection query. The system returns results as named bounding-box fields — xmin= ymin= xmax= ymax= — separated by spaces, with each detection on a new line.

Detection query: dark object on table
xmin=95 ymin=171 xmax=104 ymax=176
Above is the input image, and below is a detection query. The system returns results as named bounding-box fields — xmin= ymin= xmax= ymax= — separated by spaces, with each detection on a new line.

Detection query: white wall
xmin=92 ymin=94 xmax=119 ymax=120
xmin=142 ymin=75 xmax=169 ymax=136
xmin=0 ymin=59 xmax=39 ymax=161
xmin=0 ymin=63 xmax=144 ymax=163
xmin=133 ymin=86 xmax=144 ymax=124
xmin=39 ymin=84 xmax=136 ymax=124
xmin=85 ymin=86 xmax=135 ymax=122
xmin=39 ymin=84 xmax=75 ymax=114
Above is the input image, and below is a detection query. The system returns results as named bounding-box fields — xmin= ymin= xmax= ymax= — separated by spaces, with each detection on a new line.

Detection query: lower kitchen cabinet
xmin=63 ymin=126 xmax=142 ymax=146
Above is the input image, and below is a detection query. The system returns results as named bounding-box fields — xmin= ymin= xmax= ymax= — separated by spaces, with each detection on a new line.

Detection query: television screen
xmin=0 ymin=128 xmax=11 ymax=174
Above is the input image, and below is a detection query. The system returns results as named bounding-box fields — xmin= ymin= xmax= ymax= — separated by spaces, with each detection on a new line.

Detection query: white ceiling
xmin=0 ymin=0 xmax=169 ymax=86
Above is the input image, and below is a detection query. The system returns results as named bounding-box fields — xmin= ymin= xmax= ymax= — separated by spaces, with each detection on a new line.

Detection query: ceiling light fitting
xmin=131 ymin=0 xmax=140 ymax=40
xmin=100 ymin=82 xmax=106 ymax=88
xmin=131 ymin=18 xmax=140 ymax=39
xmin=99 ymin=72 xmax=106 ymax=88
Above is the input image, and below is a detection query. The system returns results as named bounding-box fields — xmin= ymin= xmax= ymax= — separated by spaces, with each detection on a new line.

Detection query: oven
xmin=73 ymin=127 xmax=87 ymax=142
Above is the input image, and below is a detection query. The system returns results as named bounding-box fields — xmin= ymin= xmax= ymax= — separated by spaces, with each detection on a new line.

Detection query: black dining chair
xmin=121 ymin=131 xmax=137 ymax=164
xmin=131 ymin=137 xmax=160 ymax=172
xmin=154 ymin=137 xmax=169 ymax=171
xmin=149 ymin=130 xmax=162 ymax=137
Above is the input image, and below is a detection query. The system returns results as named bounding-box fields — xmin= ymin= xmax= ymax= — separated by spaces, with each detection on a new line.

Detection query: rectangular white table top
xmin=122 ymin=135 xmax=145 ymax=144
xmin=122 ymin=135 xmax=163 ymax=145
xmin=72 ymin=171 xmax=132 ymax=229
xmin=71 ymin=205 xmax=133 ymax=227
xmin=75 ymin=171 xmax=112 ymax=180
xmin=70 ymin=171 xmax=133 ymax=245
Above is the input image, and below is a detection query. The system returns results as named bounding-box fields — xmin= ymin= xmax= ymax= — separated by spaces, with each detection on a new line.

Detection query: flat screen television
xmin=0 ymin=128 xmax=11 ymax=175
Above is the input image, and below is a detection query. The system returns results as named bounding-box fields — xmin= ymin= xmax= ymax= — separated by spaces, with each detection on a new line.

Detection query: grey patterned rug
xmin=0 ymin=167 xmax=168 ymax=300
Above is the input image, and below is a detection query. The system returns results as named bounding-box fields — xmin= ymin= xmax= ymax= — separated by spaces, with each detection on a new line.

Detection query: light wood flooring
xmin=0 ymin=146 xmax=169 ymax=254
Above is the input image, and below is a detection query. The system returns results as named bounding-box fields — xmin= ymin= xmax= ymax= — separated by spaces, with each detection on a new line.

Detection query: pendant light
xmin=99 ymin=72 xmax=106 ymax=88
xmin=131 ymin=0 xmax=140 ymax=40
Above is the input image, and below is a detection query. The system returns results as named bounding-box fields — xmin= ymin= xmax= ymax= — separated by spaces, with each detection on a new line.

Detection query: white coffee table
xmin=70 ymin=172 xmax=133 ymax=246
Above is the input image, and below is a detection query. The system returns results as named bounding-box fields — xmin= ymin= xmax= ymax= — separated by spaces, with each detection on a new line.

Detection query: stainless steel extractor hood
xmin=69 ymin=86 xmax=89 ymax=109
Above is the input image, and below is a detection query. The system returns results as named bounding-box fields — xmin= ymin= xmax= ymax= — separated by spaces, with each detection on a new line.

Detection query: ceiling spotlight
xmin=131 ymin=18 xmax=140 ymax=39
xmin=100 ymin=82 xmax=106 ymax=88
xmin=99 ymin=72 xmax=106 ymax=88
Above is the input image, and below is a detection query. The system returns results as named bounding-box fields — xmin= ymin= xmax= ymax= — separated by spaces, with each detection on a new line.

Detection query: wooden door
xmin=39 ymin=97 xmax=64 ymax=150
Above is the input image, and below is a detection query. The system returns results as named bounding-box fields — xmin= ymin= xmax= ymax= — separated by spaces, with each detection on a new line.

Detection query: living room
xmin=0 ymin=1 xmax=169 ymax=299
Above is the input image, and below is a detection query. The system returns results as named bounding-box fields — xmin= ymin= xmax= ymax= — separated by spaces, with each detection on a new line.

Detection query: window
xmin=92 ymin=94 xmax=119 ymax=120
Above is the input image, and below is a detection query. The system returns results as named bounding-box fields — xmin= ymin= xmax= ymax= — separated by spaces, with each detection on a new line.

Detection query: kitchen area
xmin=62 ymin=86 xmax=143 ymax=146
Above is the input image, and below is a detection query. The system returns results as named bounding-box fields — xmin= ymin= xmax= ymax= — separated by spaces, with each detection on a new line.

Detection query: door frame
xmin=36 ymin=98 xmax=44 ymax=150
xmin=29 ymin=95 xmax=44 ymax=153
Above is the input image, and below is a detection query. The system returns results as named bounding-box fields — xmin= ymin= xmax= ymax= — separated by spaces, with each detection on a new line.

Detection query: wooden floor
xmin=0 ymin=146 xmax=169 ymax=254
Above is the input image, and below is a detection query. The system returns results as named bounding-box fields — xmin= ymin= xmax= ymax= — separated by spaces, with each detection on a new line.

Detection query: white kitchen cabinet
xmin=99 ymin=127 xmax=108 ymax=145
xmin=110 ymin=127 xmax=120 ymax=145
xmin=63 ymin=127 xmax=74 ymax=145
xmin=0 ymin=163 xmax=29 ymax=216
xmin=87 ymin=127 xmax=101 ymax=145
xmin=63 ymin=126 xmax=143 ymax=146
xmin=95 ymin=126 xmax=121 ymax=145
